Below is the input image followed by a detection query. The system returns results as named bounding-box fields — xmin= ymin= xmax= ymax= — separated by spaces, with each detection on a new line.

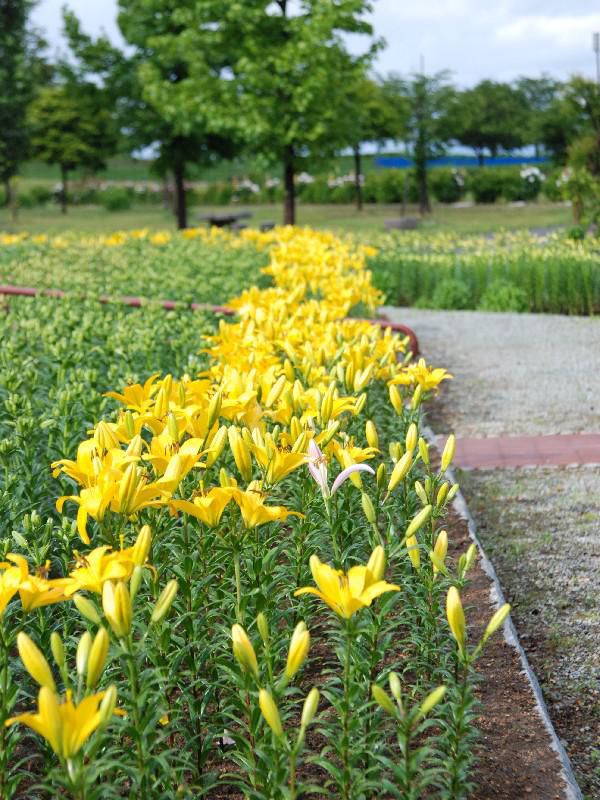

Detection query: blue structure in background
xmin=375 ymin=155 xmax=549 ymax=168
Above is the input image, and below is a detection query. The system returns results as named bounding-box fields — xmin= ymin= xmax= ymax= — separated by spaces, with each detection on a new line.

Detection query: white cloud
xmin=497 ymin=13 xmax=600 ymax=48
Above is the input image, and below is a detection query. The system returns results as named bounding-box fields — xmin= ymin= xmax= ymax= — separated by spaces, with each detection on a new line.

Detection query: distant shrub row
xmin=1 ymin=166 xmax=569 ymax=210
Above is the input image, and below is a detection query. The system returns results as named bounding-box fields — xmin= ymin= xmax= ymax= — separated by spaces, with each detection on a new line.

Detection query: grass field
xmin=0 ymin=201 xmax=573 ymax=236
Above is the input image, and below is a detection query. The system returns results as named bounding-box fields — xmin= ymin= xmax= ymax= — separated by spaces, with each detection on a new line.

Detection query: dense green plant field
xmin=368 ymin=230 xmax=600 ymax=314
xmin=0 ymin=231 xmax=267 ymax=303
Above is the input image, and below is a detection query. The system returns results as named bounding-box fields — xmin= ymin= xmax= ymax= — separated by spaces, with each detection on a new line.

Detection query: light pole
xmin=594 ymin=32 xmax=600 ymax=87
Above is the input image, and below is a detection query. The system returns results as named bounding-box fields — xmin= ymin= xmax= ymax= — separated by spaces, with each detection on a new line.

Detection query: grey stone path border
xmin=423 ymin=425 xmax=583 ymax=800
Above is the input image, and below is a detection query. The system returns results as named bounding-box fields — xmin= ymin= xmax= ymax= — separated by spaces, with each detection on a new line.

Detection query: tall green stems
xmin=341 ymin=618 xmax=353 ymax=799
xmin=233 ymin=549 xmax=242 ymax=623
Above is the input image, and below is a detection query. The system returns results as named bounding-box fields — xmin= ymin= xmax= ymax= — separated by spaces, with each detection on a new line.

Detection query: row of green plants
xmin=0 ymin=228 xmax=510 ymax=797
xmin=0 ymin=232 xmax=268 ymax=302
xmin=368 ymin=230 xmax=600 ymax=314
xmin=2 ymin=165 xmax=565 ymax=212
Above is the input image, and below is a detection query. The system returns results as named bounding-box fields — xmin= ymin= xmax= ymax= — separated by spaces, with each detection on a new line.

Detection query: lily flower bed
xmin=1 ymin=227 xmax=512 ymax=798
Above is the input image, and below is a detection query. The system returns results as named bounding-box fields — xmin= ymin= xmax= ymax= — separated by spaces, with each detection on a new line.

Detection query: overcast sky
xmin=32 ymin=0 xmax=600 ymax=88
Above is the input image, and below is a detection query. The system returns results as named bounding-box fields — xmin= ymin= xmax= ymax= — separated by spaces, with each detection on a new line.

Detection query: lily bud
xmin=228 ymin=427 xmax=252 ymax=482
xmin=387 ymin=452 xmax=412 ymax=493
xmin=482 ymin=603 xmax=511 ymax=644
xmin=102 ymin=581 xmax=132 ymax=638
xmin=132 ymin=525 xmax=152 ymax=566
xmin=436 ymin=482 xmax=449 ymax=507
xmin=405 ymin=423 xmax=417 ymax=453
xmin=405 ymin=505 xmax=432 ymax=539
xmin=125 ymin=434 xmax=143 ymax=458
xmin=418 ymin=437 xmax=429 ymax=465
xmin=259 ymin=689 xmax=284 ymax=738
xmin=231 ymin=624 xmax=259 ymax=679
xmin=17 ymin=632 xmax=56 ymax=691
xmin=418 ymin=686 xmax=446 ymax=719
xmin=376 ymin=462 xmax=387 ymax=490
xmin=73 ymin=593 xmax=102 ymax=625
xmin=117 ymin=463 xmax=139 ymax=516
xmin=389 ymin=384 xmax=403 ymax=415
xmin=87 ymin=628 xmax=109 ymax=689
xmin=256 ymin=612 xmax=269 ymax=645
xmin=265 ymin=376 xmax=286 ymax=409
xmin=414 ymin=480 xmax=428 ymax=505
xmin=284 ymin=359 xmax=295 ymax=383
xmin=372 ymin=684 xmax=396 ymax=715
xmin=130 ymin=565 xmax=143 ymax=602
xmin=446 ymin=586 xmax=466 ymax=655
xmin=389 ymin=441 xmax=403 ymax=462
xmin=77 ymin=631 xmax=92 ymax=677
xmin=406 ymin=535 xmax=420 ymax=570
xmin=366 ymin=545 xmax=386 ymax=583
xmin=300 ymin=687 xmax=320 ymax=728
xmin=389 ymin=672 xmax=402 ymax=703
xmin=447 ymin=483 xmax=460 ymax=502
xmin=167 ymin=412 xmax=179 ymax=442
xmin=151 ymin=580 xmax=178 ymax=624
xmin=433 ymin=530 xmax=448 ymax=574
xmin=99 ymin=684 xmax=118 ymax=725
xmin=361 ymin=492 xmax=377 ymax=524
xmin=354 ymin=393 xmax=367 ymax=416
xmin=285 ymin=621 xmax=310 ymax=680
xmin=207 ymin=390 xmax=223 ymax=429
xmin=124 ymin=410 xmax=136 ymax=439
xmin=441 ymin=434 xmax=456 ymax=473
xmin=318 ymin=420 xmax=340 ymax=449
xmin=50 ymin=632 xmax=65 ymax=670
xmin=205 ymin=425 xmax=227 ymax=468
xmin=411 ymin=384 xmax=423 ymax=410
xmin=365 ymin=420 xmax=379 ymax=450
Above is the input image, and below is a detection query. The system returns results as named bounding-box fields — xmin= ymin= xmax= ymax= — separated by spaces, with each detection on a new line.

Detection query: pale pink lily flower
xmin=307 ymin=439 xmax=375 ymax=499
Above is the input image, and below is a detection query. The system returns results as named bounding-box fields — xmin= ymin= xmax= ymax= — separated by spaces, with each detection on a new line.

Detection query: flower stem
xmin=341 ymin=619 xmax=353 ymax=799
xmin=233 ymin=549 xmax=242 ymax=623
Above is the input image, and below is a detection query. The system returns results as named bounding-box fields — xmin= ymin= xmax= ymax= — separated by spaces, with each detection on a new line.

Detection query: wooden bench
xmin=197 ymin=211 xmax=253 ymax=229
xmin=384 ymin=217 xmax=421 ymax=231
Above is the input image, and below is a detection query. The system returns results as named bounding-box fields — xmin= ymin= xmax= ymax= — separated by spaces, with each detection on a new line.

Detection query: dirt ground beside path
xmin=382 ymin=307 xmax=600 ymax=797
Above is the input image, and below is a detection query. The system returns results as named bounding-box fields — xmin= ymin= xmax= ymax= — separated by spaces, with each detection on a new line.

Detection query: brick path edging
xmin=438 ymin=433 xmax=600 ymax=469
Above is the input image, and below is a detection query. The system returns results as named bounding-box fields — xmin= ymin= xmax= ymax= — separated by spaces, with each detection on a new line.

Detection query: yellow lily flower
xmin=1 ymin=555 xmax=67 ymax=613
xmin=61 ymin=545 xmax=136 ymax=596
xmin=232 ymin=487 xmax=303 ymax=529
xmin=5 ymin=686 xmax=112 ymax=760
xmin=294 ymin=548 xmax=399 ymax=619
xmin=170 ymin=486 xmax=235 ymax=528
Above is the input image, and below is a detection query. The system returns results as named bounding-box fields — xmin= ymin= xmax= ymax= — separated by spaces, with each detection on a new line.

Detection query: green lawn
xmin=0 ymin=201 xmax=573 ymax=236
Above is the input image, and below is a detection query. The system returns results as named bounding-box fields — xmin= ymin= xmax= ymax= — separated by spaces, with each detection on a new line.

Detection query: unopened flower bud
xmin=300 ymin=687 xmax=320 ymax=728
xmin=151 ymin=579 xmax=178 ymax=624
xmin=361 ymin=492 xmax=377 ymax=524
xmin=259 ymin=689 xmax=284 ymax=737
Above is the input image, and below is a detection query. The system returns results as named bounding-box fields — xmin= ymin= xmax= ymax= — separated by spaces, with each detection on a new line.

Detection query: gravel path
xmin=381 ymin=307 xmax=600 ymax=438
xmin=382 ymin=307 xmax=600 ymax=797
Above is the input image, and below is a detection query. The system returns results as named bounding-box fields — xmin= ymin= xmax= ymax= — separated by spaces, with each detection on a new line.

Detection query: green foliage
xmin=429 ymin=278 xmax=472 ymax=310
xmin=0 ymin=0 xmax=43 ymax=186
xmin=446 ymin=80 xmax=528 ymax=161
xmin=478 ymin=280 xmax=529 ymax=312
xmin=368 ymin=230 xmax=600 ymax=315
xmin=0 ymin=234 xmax=268 ymax=303
xmin=467 ymin=169 xmax=505 ymax=204
xmin=99 ymin=187 xmax=132 ymax=212
xmin=429 ymin=169 xmax=465 ymax=204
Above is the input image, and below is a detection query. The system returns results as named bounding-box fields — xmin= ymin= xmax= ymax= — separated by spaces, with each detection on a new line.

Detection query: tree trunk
xmin=283 ymin=145 xmax=295 ymax=226
xmin=353 ymin=146 xmax=363 ymax=211
xmin=173 ymin=158 xmax=187 ymax=230
xmin=5 ymin=178 xmax=18 ymax=222
xmin=60 ymin=166 xmax=68 ymax=214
